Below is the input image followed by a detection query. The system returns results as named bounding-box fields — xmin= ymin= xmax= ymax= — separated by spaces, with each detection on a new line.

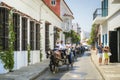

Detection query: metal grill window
xmin=22 ymin=17 xmax=27 ymax=50
xmin=36 ymin=24 xmax=40 ymax=50
xmin=13 ymin=13 xmax=20 ymax=51
xmin=0 ymin=7 xmax=9 ymax=50
xmin=30 ymin=21 xmax=34 ymax=50
xmin=45 ymin=23 xmax=49 ymax=51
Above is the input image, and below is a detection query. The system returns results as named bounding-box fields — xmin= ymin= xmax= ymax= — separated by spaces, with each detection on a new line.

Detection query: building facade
xmin=93 ymin=0 xmax=120 ymax=62
xmin=43 ymin=0 xmax=74 ymax=44
xmin=61 ymin=0 xmax=74 ymax=43
xmin=0 ymin=0 xmax=63 ymax=74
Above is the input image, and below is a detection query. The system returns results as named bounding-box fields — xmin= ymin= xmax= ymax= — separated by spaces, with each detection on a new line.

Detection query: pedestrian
xmin=66 ymin=42 xmax=74 ymax=65
xmin=103 ymin=46 xmax=109 ymax=65
xmin=96 ymin=43 xmax=103 ymax=65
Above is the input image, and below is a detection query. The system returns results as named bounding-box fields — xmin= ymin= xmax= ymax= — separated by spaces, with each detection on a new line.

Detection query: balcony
xmin=93 ymin=8 xmax=108 ymax=24
xmin=112 ymin=0 xmax=120 ymax=3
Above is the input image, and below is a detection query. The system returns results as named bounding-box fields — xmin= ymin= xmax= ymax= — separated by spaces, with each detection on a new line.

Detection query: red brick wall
xmin=43 ymin=0 xmax=60 ymax=16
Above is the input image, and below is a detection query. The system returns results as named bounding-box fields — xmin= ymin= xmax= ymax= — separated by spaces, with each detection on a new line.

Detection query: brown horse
xmin=47 ymin=49 xmax=69 ymax=73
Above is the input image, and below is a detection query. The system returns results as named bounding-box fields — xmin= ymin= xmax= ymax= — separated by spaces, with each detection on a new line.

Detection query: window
xmin=102 ymin=0 xmax=108 ymax=16
xmin=22 ymin=17 xmax=27 ymax=50
xmin=0 ymin=7 xmax=9 ymax=50
xmin=13 ymin=13 xmax=20 ymax=51
xmin=45 ymin=23 xmax=49 ymax=51
xmin=51 ymin=0 xmax=56 ymax=6
xmin=36 ymin=24 xmax=40 ymax=50
xmin=102 ymin=35 xmax=104 ymax=46
xmin=30 ymin=21 xmax=35 ymax=50
xmin=105 ymin=34 xmax=107 ymax=45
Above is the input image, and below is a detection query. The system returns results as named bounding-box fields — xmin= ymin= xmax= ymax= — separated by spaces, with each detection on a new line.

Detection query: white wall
xmin=108 ymin=0 xmax=120 ymax=17
xmin=108 ymin=10 xmax=120 ymax=31
xmin=60 ymin=0 xmax=72 ymax=18
xmin=0 ymin=60 xmax=8 ymax=74
xmin=2 ymin=0 xmax=42 ymax=21
xmin=14 ymin=51 xmax=28 ymax=70
xmin=102 ymin=22 xmax=108 ymax=34
xmin=30 ymin=51 xmax=40 ymax=64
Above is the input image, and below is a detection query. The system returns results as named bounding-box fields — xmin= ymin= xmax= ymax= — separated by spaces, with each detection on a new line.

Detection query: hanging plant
xmin=0 ymin=9 xmax=15 ymax=72
xmin=63 ymin=30 xmax=80 ymax=44
xmin=27 ymin=44 xmax=31 ymax=65
xmin=40 ymin=33 xmax=42 ymax=62
xmin=56 ymin=31 xmax=60 ymax=39
xmin=7 ymin=9 xmax=15 ymax=72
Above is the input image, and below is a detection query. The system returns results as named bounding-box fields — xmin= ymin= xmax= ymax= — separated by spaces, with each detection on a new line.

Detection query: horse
xmin=46 ymin=49 xmax=72 ymax=73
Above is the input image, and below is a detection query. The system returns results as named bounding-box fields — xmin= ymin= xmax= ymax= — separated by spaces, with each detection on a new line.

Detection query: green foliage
xmin=40 ymin=33 xmax=42 ymax=62
xmin=0 ymin=10 xmax=15 ymax=71
xmin=63 ymin=30 xmax=80 ymax=43
xmin=63 ymin=31 xmax=71 ymax=38
xmin=40 ymin=51 xmax=42 ymax=62
xmin=71 ymin=30 xmax=80 ymax=43
xmin=56 ymin=31 xmax=60 ymax=39
xmin=27 ymin=44 xmax=31 ymax=65
xmin=88 ymin=24 xmax=98 ymax=47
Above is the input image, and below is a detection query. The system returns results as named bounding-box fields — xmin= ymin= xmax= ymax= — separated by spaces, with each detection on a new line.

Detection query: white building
xmin=93 ymin=0 xmax=120 ymax=62
xmin=61 ymin=0 xmax=74 ymax=43
xmin=0 ymin=0 xmax=62 ymax=74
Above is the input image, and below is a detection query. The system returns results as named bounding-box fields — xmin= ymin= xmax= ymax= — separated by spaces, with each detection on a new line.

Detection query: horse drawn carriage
xmin=46 ymin=48 xmax=74 ymax=73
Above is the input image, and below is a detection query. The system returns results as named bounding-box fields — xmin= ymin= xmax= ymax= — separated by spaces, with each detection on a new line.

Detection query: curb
xmin=90 ymin=51 xmax=105 ymax=80
xmin=30 ymin=67 xmax=49 ymax=80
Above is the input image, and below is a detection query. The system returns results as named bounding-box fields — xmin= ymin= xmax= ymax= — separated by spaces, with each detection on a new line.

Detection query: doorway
xmin=117 ymin=28 xmax=120 ymax=62
xmin=109 ymin=31 xmax=118 ymax=62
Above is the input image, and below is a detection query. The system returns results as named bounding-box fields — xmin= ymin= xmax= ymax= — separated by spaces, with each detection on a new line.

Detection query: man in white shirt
xmin=59 ymin=40 xmax=66 ymax=59
xmin=59 ymin=40 xmax=66 ymax=50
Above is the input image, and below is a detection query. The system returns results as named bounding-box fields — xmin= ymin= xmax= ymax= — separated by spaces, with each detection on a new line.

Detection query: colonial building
xmin=93 ymin=0 xmax=120 ymax=62
xmin=0 ymin=0 xmax=63 ymax=74
xmin=43 ymin=0 xmax=74 ymax=44
xmin=61 ymin=0 xmax=74 ymax=43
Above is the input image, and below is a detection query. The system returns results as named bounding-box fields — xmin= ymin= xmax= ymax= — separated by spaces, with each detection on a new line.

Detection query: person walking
xmin=103 ymin=46 xmax=110 ymax=65
xmin=96 ymin=43 xmax=103 ymax=65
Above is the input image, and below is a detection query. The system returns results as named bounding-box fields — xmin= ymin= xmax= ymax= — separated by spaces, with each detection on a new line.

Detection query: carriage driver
xmin=59 ymin=40 xmax=66 ymax=59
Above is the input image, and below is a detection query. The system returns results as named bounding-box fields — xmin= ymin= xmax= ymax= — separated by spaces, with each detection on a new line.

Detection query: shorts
xmin=97 ymin=53 xmax=102 ymax=58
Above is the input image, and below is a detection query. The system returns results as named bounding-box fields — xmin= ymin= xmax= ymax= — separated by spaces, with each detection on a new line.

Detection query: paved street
xmin=34 ymin=51 xmax=103 ymax=80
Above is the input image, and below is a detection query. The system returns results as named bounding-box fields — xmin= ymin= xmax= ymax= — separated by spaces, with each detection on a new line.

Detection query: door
xmin=109 ymin=31 xmax=118 ymax=62
xmin=117 ymin=28 xmax=120 ymax=62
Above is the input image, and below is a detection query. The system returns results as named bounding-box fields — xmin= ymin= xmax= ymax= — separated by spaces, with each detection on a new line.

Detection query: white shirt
xmin=59 ymin=43 xmax=66 ymax=50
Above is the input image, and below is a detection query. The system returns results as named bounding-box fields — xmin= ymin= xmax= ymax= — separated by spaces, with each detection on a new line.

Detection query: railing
xmin=93 ymin=8 xmax=108 ymax=20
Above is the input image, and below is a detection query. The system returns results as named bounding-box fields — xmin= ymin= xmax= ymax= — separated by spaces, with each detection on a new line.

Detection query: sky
xmin=65 ymin=0 xmax=101 ymax=32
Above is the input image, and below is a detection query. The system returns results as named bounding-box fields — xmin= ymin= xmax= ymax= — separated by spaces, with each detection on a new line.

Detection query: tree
xmin=88 ymin=24 xmax=98 ymax=49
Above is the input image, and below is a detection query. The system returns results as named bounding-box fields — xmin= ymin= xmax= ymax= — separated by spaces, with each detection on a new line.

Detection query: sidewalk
xmin=0 ymin=59 xmax=49 ymax=80
xmin=91 ymin=50 xmax=120 ymax=80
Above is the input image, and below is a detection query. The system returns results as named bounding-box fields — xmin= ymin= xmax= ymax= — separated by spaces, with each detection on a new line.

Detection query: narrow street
xmin=34 ymin=51 xmax=103 ymax=80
